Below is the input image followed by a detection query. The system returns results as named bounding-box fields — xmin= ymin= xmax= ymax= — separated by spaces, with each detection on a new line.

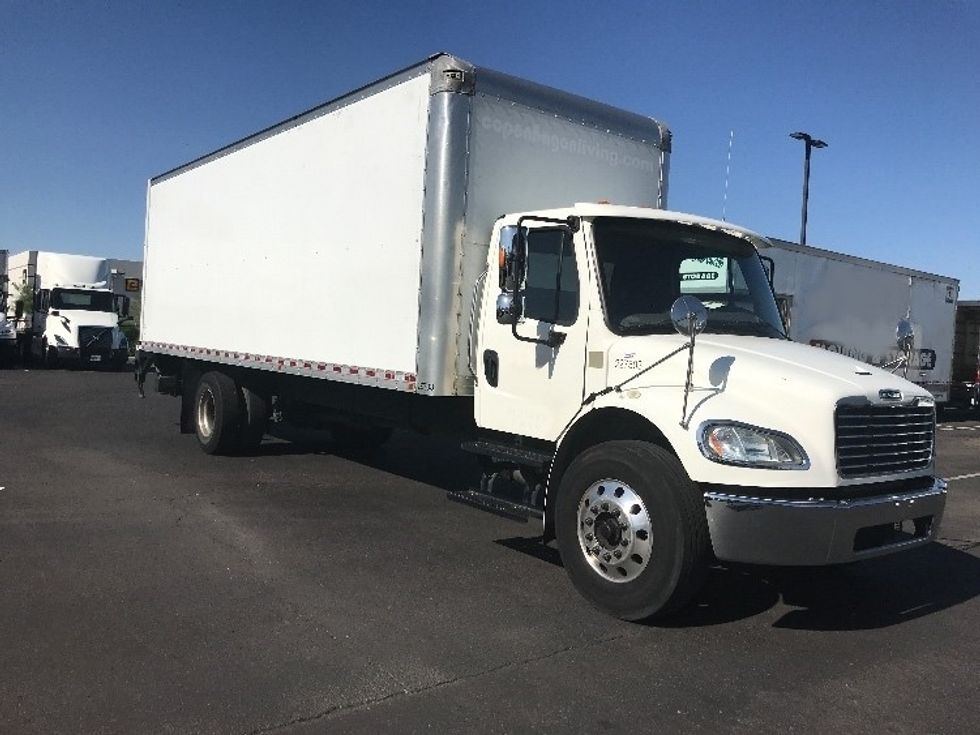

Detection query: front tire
xmin=555 ymin=441 xmax=710 ymax=621
xmin=193 ymin=371 xmax=243 ymax=455
xmin=42 ymin=340 xmax=58 ymax=369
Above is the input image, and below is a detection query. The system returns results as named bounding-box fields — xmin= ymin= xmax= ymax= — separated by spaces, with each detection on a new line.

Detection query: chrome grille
xmin=78 ymin=326 xmax=112 ymax=353
xmin=835 ymin=403 xmax=935 ymax=477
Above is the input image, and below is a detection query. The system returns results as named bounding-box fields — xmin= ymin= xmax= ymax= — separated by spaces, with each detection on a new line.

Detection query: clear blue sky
xmin=2 ymin=1 xmax=978 ymax=295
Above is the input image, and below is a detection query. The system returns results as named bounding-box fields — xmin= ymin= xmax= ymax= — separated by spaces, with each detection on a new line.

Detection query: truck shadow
xmin=663 ymin=542 xmax=980 ymax=630
xmin=263 ymin=426 xmax=482 ymax=491
xmin=494 ymin=535 xmax=980 ymax=631
xmin=262 ymin=428 xmax=980 ymax=632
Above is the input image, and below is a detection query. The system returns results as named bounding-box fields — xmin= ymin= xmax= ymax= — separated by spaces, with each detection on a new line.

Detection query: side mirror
xmin=116 ymin=295 xmax=131 ymax=317
xmin=496 ymin=225 xmax=525 ymax=323
xmin=670 ymin=295 xmax=708 ymax=338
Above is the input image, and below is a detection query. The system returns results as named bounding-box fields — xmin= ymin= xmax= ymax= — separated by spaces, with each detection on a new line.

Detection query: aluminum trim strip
xmin=139 ymin=341 xmax=417 ymax=393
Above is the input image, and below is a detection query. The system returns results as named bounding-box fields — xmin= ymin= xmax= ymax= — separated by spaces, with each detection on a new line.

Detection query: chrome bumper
xmin=703 ymin=478 xmax=947 ymax=566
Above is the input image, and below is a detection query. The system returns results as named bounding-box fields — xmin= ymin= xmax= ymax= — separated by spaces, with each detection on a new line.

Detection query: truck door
xmin=475 ymin=225 xmax=589 ymax=441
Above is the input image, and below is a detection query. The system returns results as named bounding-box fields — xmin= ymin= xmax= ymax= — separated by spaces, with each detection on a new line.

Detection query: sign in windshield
xmin=593 ymin=218 xmax=784 ymax=338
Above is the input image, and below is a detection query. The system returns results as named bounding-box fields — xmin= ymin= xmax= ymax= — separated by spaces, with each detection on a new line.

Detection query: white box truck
xmin=4 ymin=250 xmax=132 ymax=368
xmin=765 ymin=239 xmax=959 ymax=405
xmin=137 ymin=54 xmax=946 ymax=620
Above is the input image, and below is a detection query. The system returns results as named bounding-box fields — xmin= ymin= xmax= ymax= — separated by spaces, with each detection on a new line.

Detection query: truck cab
xmin=475 ymin=204 xmax=945 ymax=619
xmin=33 ymin=284 xmax=130 ymax=368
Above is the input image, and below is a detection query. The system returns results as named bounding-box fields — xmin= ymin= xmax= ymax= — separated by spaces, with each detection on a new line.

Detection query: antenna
xmin=722 ymin=129 xmax=734 ymax=221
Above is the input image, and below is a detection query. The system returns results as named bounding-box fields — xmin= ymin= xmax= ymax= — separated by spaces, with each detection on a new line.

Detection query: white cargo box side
xmin=142 ymin=72 xmax=431 ymax=389
xmin=768 ymin=239 xmax=958 ymax=402
xmin=141 ymin=54 xmax=671 ymax=396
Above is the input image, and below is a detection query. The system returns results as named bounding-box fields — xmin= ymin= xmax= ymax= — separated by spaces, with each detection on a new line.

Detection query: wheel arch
xmin=544 ymin=407 xmax=678 ymax=541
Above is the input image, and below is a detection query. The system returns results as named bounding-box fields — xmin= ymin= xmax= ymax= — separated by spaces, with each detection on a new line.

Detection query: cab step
xmin=447 ymin=489 xmax=544 ymax=523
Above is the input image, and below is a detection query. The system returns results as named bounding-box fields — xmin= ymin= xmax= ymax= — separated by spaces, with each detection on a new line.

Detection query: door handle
xmin=483 ymin=350 xmax=499 ymax=387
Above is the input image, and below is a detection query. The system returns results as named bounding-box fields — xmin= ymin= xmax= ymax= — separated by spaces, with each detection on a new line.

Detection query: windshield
xmin=593 ymin=217 xmax=786 ymax=338
xmin=51 ymin=288 xmax=115 ymax=313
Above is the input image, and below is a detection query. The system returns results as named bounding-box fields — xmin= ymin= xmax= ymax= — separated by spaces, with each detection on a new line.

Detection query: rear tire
xmin=555 ymin=441 xmax=710 ymax=621
xmin=193 ymin=371 xmax=243 ymax=455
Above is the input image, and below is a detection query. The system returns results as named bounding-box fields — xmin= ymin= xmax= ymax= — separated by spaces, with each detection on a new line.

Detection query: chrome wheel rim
xmin=577 ymin=479 xmax=653 ymax=583
xmin=196 ymin=387 xmax=216 ymax=439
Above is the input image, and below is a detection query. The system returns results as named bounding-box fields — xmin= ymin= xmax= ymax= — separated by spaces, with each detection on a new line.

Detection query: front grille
xmin=78 ymin=326 xmax=112 ymax=354
xmin=835 ymin=403 xmax=935 ymax=478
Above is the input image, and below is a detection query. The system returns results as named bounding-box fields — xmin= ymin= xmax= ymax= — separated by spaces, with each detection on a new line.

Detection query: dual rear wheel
xmin=193 ymin=371 xmax=269 ymax=455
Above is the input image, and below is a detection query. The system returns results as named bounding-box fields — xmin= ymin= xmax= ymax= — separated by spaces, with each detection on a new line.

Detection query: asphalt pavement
xmin=1 ymin=369 xmax=978 ymax=733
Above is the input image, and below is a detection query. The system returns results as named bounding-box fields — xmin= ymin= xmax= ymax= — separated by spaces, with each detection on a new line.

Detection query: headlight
xmin=698 ymin=422 xmax=809 ymax=470
xmin=54 ymin=334 xmax=68 ymax=346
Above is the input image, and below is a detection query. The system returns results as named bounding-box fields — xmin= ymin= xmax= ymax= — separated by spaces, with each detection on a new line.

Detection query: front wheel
xmin=555 ymin=441 xmax=710 ymax=621
xmin=41 ymin=339 xmax=58 ymax=369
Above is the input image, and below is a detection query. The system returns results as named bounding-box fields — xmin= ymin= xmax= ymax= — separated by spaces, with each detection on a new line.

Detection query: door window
xmin=523 ymin=229 xmax=578 ymax=326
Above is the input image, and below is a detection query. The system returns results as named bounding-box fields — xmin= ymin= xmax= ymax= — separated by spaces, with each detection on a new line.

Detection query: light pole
xmin=789 ymin=131 xmax=827 ymax=245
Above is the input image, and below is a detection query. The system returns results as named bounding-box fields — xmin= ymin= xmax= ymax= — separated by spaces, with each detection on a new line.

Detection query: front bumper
xmin=703 ymin=477 xmax=947 ymax=565
xmin=56 ymin=346 xmax=128 ymax=364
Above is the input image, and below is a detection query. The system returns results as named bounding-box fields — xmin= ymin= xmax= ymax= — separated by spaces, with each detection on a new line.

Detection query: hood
xmin=600 ymin=334 xmax=934 ymax=487
xmin=46 ymin=309 xmax=120 ymax=347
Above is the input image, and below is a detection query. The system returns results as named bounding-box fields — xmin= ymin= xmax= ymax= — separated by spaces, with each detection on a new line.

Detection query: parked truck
xmin=4 ymin=250 xmax=131 ymax=368
xmin=951 ymin=301 xmax=980 ymax=410
xmin=136 ymin=54 xmax=946 ymax=620
xmin=764 ymin=238 xmax=959 ymax=405
xmin=0 ymin=249 xmax=14 ymax=366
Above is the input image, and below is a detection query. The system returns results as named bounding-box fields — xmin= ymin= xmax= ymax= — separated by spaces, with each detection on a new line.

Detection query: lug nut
xmin=602 ymin=553 xmax=612 ymax=562
xmin=593 ymin=545 xmax=602 ymax=556
xmin=601 ymin=503 xmax=609 ymax=511
xmin=585 ymin=533 xmax=593 ymax=541
xmin=620 ymin=539 xmax=629 ymax=547
xmin=613 ymin=550 xmax=622 ymax=559
xmin=585 ymin=517 xmax=594 ymax=527
xmin=612 ymin=508 xmax=621 ymax=517
xmin=591 ymin=506 xmax=599 ymax=515
xmin=585 ymin=547 xmax=592 ymax=555
xmin=619 ymin=523 xmax=628 ymax=531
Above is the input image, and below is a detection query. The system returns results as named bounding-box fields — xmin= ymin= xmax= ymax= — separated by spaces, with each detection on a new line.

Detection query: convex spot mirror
xmin=496 ymin=292 xmax=517 ymax=325
xmin=896 ymin=319 xmax=915 ymax=353
xmin=671 ymin=295 xmax=708 ymax=337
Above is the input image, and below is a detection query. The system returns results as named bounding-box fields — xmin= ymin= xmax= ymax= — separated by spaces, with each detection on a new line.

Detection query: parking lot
xmin=1 ymin=369 xmax=978 ymax=733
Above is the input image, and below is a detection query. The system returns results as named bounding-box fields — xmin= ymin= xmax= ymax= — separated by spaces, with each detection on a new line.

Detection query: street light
xmin=789 ymin=131 xmax=827 ymax=245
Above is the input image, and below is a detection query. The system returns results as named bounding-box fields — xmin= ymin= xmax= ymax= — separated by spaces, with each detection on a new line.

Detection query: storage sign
xmin=125 ymin=278 xmax=141 ymax=292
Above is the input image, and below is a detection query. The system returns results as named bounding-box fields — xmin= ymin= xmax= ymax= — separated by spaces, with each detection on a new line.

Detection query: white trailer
xmin=138 ymin=54 xmax=946 ymax=621
xmin=951 ymin=301 xmax=980 ymax=409
xmin=765 ymin=239 xmax=959 ymax=404
xmin=4 ymin=250 xmax=132 ymax=368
